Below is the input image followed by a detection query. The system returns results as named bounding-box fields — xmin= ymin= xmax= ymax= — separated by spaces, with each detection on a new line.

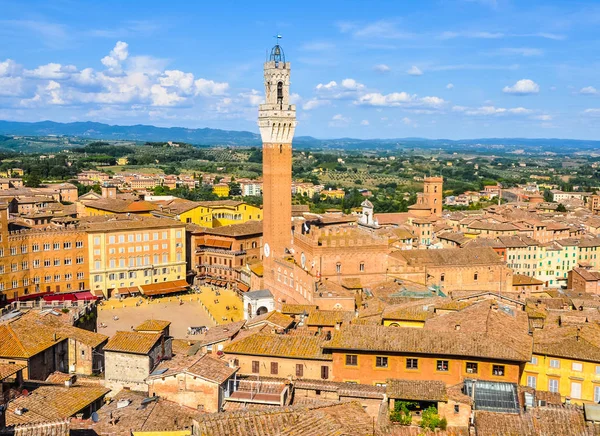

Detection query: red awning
xmin=10 ymin=292 xmax=51 ymax=302
xmin=43 ymin=293 xmax=77 ymax=302
xmin=74 ymin=291 xmax=98 ymax=301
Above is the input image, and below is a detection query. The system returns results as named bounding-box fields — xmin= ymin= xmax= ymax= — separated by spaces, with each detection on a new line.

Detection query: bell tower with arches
xmin=259 ymin=40 xmax=297 ymax=298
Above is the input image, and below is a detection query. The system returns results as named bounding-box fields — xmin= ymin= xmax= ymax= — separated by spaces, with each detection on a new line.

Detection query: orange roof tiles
xmin=104 ymin=331 xmax=162 ymax=355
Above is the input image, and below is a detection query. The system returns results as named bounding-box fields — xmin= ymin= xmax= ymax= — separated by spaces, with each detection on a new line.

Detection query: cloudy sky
xmin=1 ymin=0 xmax=599 ymax=139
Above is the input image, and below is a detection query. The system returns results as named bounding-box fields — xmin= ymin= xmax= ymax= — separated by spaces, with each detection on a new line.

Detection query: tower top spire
xmin=269 ymin=35 xmax=285 ymax=63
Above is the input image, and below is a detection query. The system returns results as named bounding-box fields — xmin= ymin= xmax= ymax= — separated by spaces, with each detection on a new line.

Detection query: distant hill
xmin=0 ymin=119 xmax=599 ymax=153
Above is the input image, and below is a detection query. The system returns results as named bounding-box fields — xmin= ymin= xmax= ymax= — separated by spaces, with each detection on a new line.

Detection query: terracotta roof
xmin=390 ymin=247 xmax=504 ymax=267
xmin=150 ymin=198 xmax=201 ymax=214
xmin=474 ymin=406 xmax=600 ymax=436
xmin=281 ymin=304 xmax=318 ymax=315
xmin=0 ymin=363 xmax=25 ymax=380
xmin=294 ymin=379 xmax=385 ymax=399
xmin=224 ymin=333 xmax=332 ymax=360
xmin=533 ymin=324 xmax=600 ymax=362
xmin=190 ymin=320 xmax=246 ymax=351
xmin=572 ymin=267 xmax=600 ymax=282
xmin=305 ymin=310 xmax=355 ymax=327
xmin=0 ymin=312 xmax=105 ymax=360
xmin=6 ymin=385 xmax=109 ymax=426
xmin=382 ymin=304 xmax=434 ymax=322
xmin=79 ymin=215 xmax=184 ymax=232
xmin=325 ymin=323 xmax=531 ymax=362
xmin=197 ymin=220 xmax=263 ymax=237
xmin=104 ymin=331 xmax=162 ymax=355
xmin=193 ymin=402 xmax=373 ymax=436
xmin=386 ymin=379 xmax=448 ymax=402
xmin=134 ymin=319 xmax=171 ymax=332
xmin=424 ymin=301 xmax=532 ymax=361
xmin=513 ymin=274 xmax=544 ymax=286
xmin=245 ymin=311 xmax=294 ymax=330
xmin=70 ymin=390 xmax=204 ymax=434
xmin=186 ymin=354 xmax=237 ymax=384
xmin=85 ymin=199 xmax=157 ymax=213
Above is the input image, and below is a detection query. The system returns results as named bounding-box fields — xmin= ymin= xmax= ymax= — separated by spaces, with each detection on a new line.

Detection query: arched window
xmin=336 ymin=263 xmax=341 ymax=273
xmin=277 ymin=81 xmax=283 ymax=105
xmin=440 ymin=273 xmax=445 ymax=282
xmin=474 ymin=272 xmax=478 ymax=281
xmin=252 ymin=241 xmax=257 ymax=249
xmin=434 ymin=185 xmax=438 ymax=193
xmin=359 ymin=262 xmax=365 ymax=272
xmin=280 ymin=144 xmax=283 ymax=153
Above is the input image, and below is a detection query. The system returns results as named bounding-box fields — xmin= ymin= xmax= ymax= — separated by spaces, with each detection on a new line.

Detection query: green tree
xmin=556 ymin=203 xmax=567 ymax=212
xmin=25 ymin=172 xmax=41 ymax=188
xmin=543 ymin=189 xmax=553 ymax=202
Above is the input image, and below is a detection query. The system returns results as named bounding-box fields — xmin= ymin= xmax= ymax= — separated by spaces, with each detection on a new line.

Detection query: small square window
xmin=436 ymin=360 xmax=449 ymax=372
xmin=493 ymin=365 xmax=505 ymax=376
xmin=406 ymin=358 xmax=418 ymax=370
xmin=466 ymin=362 xmax=478 ymax=374
xmin=550 ymin=359 xmax=560 ymax=369
xmin=346 ymin=355 xmax=358 ymax=366
xmin=375 ymin=356 xmax=388 ymax=368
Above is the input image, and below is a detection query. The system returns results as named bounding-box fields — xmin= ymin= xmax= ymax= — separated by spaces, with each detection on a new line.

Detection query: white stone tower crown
xmin=258 ymin=44 xmax=297 ymax=144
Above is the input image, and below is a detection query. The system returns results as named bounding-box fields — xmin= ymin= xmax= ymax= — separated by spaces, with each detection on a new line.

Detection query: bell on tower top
xmin=269 ymin=35 xmax=285 ymax=64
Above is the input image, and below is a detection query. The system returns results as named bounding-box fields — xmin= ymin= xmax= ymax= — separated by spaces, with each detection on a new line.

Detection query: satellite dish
xmin=91 ymin=412 xmax=99 ymax=423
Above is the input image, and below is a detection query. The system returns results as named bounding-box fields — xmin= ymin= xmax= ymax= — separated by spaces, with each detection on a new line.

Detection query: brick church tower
xmin=258 ymin=42 xmax=297 ymax=294
xmin=423 ymin=176 xmax=443 ymax=217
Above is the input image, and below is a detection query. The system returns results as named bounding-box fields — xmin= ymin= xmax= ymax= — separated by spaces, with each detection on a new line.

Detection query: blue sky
xmin=0 ymin=0 xmax=599 ymax=140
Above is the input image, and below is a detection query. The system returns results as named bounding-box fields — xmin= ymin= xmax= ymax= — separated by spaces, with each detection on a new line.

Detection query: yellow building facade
xmin=150 ymin=199 xmax=262 ymax=228
xmin=82 ymin=216 xmax=187 ymax=298
xmin=212 ymin=183 xmax=230 ymax=197
xmin=521 ymin=354 xmax=600 ymax=404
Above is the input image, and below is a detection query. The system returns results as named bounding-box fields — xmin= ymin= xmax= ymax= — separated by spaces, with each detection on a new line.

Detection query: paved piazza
xmin=96 ymin=287 xmax=245 ymax=338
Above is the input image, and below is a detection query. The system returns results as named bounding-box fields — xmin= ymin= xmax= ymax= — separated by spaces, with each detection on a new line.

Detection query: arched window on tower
xmin=277 ymin=82 xmax=283 ymax=105
xmin=280 ymin=144 xmax=283 ymax=153
xmin=434 ymin=185 xmax=438 ymax=193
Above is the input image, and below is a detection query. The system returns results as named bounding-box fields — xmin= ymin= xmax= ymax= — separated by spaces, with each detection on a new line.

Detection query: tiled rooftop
xmin=104 ymin=331 xmax=162 ymax=355
xmin=224 ymin=333 xmax=332 ymax=361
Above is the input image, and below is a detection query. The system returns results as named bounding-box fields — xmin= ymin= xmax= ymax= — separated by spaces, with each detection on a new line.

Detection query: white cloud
xmin=496 ymin=47 xmax=543 ymax=57
xmin=402 ymin=117 xmax=412 ymax=125
xmin=238 ymin=89 xmax=263 ymax=106
xmin=0 ymin=77 xmax=23 ymax=96
xmin=24 ymin=63 xmax=77 ymax=80
xmin=453 ymin=105 xmax=533 ymax=116
xmin=503 ymin=79 xmax=540 ymax=95
xmin=407 ymin=66 xmax=423 ymax=76
xmin=0 ymin=59 xmax=21 ymax=77
xmin=101 ymin=41 xmax=129 ymax=69
xmin=446 ymin=83 xmax=454 ymax=89
xmin=440 ymin=31 xmax=504 ymax=39
xmin=360 ymin=119 xmax=369 ymax=126
xmin=373 ymin=64 xmax=391 ymax=73
xmin=584 ymin=109 xmax=600 ymax=116
xmin=580 ymin=86 xmax=598 ymax=95
xmin=302 ymin=98 xmax=330 ymax=110
xmin=328 ymin=113 xmax=351 ymax=127
xmin=315 ymin=78 xmax=365 ymax=99
xmin=356 ymin=92 xmax=445 ymax=109
xmin=533 ymin=114 xmax=553 ymax=121
xmin=159 ymin=70 xmax=195 ymax=94
xmin=150 ymin=84 xmax=185 ymax=106
xmin=289 ymin=93 xmax=302 ymax=104
xmin=194 ymin=78 xmax=229 ymax=96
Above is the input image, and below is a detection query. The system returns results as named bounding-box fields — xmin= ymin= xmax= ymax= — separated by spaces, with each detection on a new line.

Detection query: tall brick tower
xmin=423 ymin=176 xmax=443 ymax=217
xmin=259 ymin=41 xmax=296 ymax=293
